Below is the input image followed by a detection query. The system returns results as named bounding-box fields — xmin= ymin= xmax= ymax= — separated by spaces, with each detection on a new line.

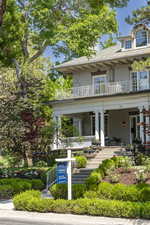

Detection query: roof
xmin=55 ymin=44 xmax=150 ymax=72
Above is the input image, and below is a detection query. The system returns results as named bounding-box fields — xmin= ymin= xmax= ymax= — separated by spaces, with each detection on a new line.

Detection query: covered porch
xmin=53 ymin=106 xmax=149 ymax=149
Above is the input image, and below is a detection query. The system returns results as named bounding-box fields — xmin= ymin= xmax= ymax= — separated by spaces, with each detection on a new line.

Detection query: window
xmin=125 ymin=40 xmax=132 ymax=49
xmin=131 ymin=71 xmax=149 ymax=91
xmin=93 ymin=75 xmax=107 ymax=95
xmin=136 ymin=30 xmax=148 ymax=47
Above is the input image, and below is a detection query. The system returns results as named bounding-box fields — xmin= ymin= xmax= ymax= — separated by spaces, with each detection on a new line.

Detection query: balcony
xmin=55 ymin=80 xmax=150 ymax=100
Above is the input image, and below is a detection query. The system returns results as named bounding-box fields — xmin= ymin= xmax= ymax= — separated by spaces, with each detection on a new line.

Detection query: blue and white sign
xmin=56 ymin=162 xmax=68 ymax=184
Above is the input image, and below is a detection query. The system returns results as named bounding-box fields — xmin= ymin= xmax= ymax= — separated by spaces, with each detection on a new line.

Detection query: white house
xmin=50 ymin=24 xmax=150 ymax=149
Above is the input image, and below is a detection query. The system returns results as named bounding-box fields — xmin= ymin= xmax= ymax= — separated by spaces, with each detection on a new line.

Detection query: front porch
xmin=53 ymin=106 xmax=149 ymax=149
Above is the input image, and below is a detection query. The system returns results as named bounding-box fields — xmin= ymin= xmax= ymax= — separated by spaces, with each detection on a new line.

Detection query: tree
xmin=126 ymin=1 xmax=150 ymax=25
xmin=126 ymin=1 xmax=150 ymax=71
xmin=0 ymin=0 xmax=6 ymax=26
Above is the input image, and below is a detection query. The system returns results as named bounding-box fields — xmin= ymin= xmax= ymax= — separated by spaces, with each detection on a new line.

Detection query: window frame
xmin=135 ymin=29 xmax=148 ymax=48
xmin=130 ymin=70 xmax=150 ymax=91
xmin=125 ymin=40 xmax=132 ymax=49
xmin=92 ymin=74 xmax=107 ymax=94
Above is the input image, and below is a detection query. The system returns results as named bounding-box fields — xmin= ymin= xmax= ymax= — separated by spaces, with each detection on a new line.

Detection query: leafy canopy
xmin=0 ymin=0 xmax=130 ymax=67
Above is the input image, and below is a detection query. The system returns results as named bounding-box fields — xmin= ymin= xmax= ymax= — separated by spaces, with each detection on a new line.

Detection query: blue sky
xmin=117 ymin=0 xmax=147 ymax=35
xmin=45 ymin=0 xmax=147 ymax=62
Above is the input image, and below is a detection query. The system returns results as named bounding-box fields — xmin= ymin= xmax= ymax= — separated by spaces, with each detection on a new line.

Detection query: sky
xmin=45 ymin=0 xmax=148 ymax=63
xmin=117 ymin=0 xmax=147 ymax=36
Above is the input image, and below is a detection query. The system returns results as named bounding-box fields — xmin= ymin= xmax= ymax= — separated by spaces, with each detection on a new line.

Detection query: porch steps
xmin=72 ymin=147 xmax=122 ymax=184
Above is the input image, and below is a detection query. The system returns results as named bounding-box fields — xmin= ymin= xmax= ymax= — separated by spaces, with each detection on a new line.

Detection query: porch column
xmin=78 ymin=118 xmax=82 ymax=136
xmin=53 ymin=114 xmax=62 ymax=149
xmin=100 ymin=110 xmax=105 ymax=147
xmin=145 ymin=105 xmax=150 ymax=143
xmin=138 ymin=106 xmax=144 ymax=144
xmin=95 ymin=111 xmax=100 ymax=141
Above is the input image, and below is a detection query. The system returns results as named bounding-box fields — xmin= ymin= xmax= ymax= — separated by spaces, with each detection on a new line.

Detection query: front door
xmin=130 ymin=115 xmax=140 ymax=144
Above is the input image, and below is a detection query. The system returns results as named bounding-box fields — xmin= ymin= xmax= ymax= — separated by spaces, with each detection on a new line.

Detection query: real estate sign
xmin=56 ymin=162 xmax=68 ymax=184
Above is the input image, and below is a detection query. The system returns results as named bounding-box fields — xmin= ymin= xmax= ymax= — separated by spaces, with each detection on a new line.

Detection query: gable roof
xmin=55 ymin=44 xmax=150 ymax=72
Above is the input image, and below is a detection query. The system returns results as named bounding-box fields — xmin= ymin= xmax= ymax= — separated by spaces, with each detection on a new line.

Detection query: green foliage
xmin=0 ymin=167 xmax=49 ymax=183
xmin=0 ymin=185 xmax=13 ymax=199
xmin=85 ymin=171 xmax=102 ymax=190
xmin=88 ymin=182 xmax=150 ymax=202
xmin=75 ymin=156 xmax=87 ymax=168
xmin=126 ymin=2 xmax=150 ymax=25
xmin=0 ymin=178 xmax=44 ymax=199
xmin=135 ymin=170 xmax=148 ymax=183
xmin=84 ymin=190 xmax=98 ymax=199
xmin=50 ymin=184 xmax=86 ymax=200
xmin=34 ymin=161 xmax=48 ymax=167
xmin=13 ymin=190 xmax=150 ymax=219
xmin=109 ymin=173 xmax=120 ymax=183
xmin=140 ymin=187 xmax=150 ymax=202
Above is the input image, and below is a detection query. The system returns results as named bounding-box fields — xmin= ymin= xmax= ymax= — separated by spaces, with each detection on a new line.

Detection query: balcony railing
xmin=55 ymin=80 xmax=150 ymax=100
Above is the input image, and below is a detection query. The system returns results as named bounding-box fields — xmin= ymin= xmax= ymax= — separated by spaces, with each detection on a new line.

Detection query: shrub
xmin=140 ymin=187 xmax=150 ymax=202
xmin=135 ymin=170 xmax=147 ymax=183
xmin=97 ymin=182 xmax=113 ymax=200
xmin=13 ymin=190 xmax=41 ymax=211
xmin=13 ymin=190 xmax=146 ymax=219
xmin=30 ymin=179 xmax=45 ymax=190
xmin=75 ymin=156 xmax=87 ymax=168
xmin=85 ymin=172 xmax=102 ymax=190
xmin=0 ymin=167 xmax=49 ymax=183
xmin=34 ymin=160 xmax=48 ymax=167
xmin=109 ymin=174 xmax=120 ymax=183
xmin=0 ymin=178 xmax=44 ymax=199
xmin=84 ymin=190 xmax=98 ymax=199
xmin=0 ymin=185 xmax=13 ymax=199
xmin=100 ymin=159 xmax=115 ymax=175
xmin=50 ymin=184 xmax=86 ymax=200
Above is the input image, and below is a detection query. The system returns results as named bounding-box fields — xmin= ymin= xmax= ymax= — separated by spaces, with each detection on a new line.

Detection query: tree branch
xmin=0 ymin=0 xmax=6 ymax=26
xmin=28 ymin=40 xmax=47 ymax=63
xmin=12 ymin=58 xmax=21 ymax=80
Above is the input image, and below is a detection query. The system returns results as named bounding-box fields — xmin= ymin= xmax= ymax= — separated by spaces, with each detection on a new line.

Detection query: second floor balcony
xmin=55 ymin=80 xmax=150 ymax=100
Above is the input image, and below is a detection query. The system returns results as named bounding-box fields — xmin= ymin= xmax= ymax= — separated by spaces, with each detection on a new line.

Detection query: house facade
xmin=51 ymin=24 xmax=150 ymax=149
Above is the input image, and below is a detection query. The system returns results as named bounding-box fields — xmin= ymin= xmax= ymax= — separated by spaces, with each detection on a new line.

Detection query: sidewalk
xmin=0 ymin=201 xmax=150 ymax=225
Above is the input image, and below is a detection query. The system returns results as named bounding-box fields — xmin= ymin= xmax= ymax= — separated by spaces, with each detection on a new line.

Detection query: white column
xmin=100 ymin=110 xmax=105 ymax=147
xmin=67 ymin=149 xmax=72 ymax=200
xmin=145 ymin=105 xmax=150 ymax=143
xmin=53 ymin=114 xmax=62 ymax=149
xmin=95 ymin=111 xmax=100 ymax=141
xmin=78 ymin=118 xmax=82 ymax=136
xmin=139 ymin=107 xmax=144 ymax=144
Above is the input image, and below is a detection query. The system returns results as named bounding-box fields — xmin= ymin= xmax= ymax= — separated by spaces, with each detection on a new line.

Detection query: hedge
xmin=13 ymin=190 xmax=150 ymax=219
xmin=0 ymin=167 xmax=49 ymax=183
xmin=0 ymin=178 xmax=44 ymax=199
xmin=84 ymin=182 xmax=150 ymax=202
xmin=50 ymin=184 xmax=86 ymax=199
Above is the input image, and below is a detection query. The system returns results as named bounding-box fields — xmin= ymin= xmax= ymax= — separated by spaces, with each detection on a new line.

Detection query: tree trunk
xmin=25 ymin=150 xmax=33 ymax=167
xmin=0 ymin=0 xmax=6 ymax=26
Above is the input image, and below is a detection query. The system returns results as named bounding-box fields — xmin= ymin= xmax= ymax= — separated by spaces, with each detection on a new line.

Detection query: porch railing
xmin=55 ymin=80 xmax=150 ymax=100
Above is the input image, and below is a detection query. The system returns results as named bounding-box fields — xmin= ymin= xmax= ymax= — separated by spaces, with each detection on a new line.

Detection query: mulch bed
xmin=103 ymin=168 xmax=150 ymax=185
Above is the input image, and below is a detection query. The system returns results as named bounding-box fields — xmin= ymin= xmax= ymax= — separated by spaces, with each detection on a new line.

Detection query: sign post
xmin=56 ymin=149 xmax=75 ymax=200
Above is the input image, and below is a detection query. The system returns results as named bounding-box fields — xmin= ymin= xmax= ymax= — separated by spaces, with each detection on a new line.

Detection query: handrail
xmin=55 ymin=80 xmax=150 ymax=100
xmin=46 ymin=165 xmax=57 ymax=191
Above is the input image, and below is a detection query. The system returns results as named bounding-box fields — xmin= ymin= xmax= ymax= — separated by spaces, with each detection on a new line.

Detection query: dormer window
xmin=125 ymin=40 xmax=132 ymax=49
xmin=136 ymin=30 xmax=148 ymax=47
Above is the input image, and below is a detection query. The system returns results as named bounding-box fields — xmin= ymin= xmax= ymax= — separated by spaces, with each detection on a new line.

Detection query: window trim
xmin=125 ymin=40 xmax=132 ymax=49
xmin=130 ymin=70 xmax=150 ymax=91
xmin=135 ymin=29 xmax=148 ymax=48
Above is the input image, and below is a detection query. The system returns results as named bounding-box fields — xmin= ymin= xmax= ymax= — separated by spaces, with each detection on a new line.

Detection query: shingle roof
xmin=55 ymin=44 xmax=150 ymax=71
